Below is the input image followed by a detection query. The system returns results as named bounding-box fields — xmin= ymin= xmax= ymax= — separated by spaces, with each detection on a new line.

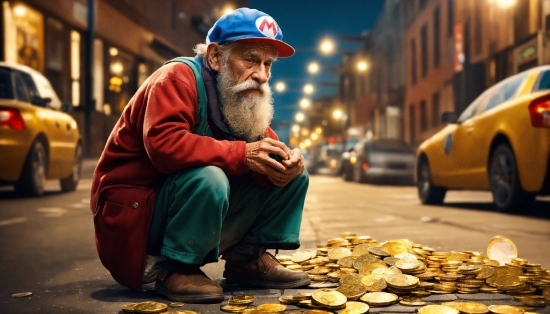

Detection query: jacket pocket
xmin=94 ymin=184 xmax=156 ymax=290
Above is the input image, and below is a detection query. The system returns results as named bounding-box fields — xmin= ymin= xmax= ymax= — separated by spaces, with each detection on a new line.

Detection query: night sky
xmin=247 ymin=0 xmax=385 ymax=142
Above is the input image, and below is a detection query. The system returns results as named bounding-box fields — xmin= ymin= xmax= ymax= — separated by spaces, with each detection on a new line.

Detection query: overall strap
xmin=164 ymin=57 xmax=210 ymax=136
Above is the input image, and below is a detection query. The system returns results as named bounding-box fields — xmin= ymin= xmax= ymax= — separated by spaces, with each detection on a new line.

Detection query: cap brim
xmin=232 ymin=37 xmax=295 ymax=58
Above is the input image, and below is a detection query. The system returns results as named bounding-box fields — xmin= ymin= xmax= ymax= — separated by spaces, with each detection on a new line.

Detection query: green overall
xmin=146 ymin=57 xmax=308 ymax=266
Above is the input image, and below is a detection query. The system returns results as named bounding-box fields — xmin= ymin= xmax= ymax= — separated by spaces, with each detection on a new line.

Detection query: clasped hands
xmin=246 ymin=138 xmax=305 ymax=187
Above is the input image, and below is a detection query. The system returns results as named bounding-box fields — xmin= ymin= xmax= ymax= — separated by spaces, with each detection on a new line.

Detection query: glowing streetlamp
xmin=295 ymin=112 xmax=305 ymax=122
xmin=311 ymin=133 xmax=319 ymax=141
xmin=357 ymin=60 xmax=369 ymax=72
xmin=333 ymin=109 xmax=343 ymax=120
xmin=292 ymin=124 xmax=300 ymax=133
xmin=300 ymin=98 xmax=311 ymax=109
xmin=303 ymin=84 xmax=314 ymax=94
xmin=319 ymin=38 xmax=336 ymax=55
xmin=315 ymin=127 xmax=323 ymax=134
xmin=308 ymin=62 xmax=320 ymax=74
xmin=275 ymin=81 xmax=286 ymax=92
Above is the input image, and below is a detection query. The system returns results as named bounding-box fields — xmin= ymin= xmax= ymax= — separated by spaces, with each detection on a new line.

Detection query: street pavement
xmin=0 ymin=158 xmax=548 ymax=313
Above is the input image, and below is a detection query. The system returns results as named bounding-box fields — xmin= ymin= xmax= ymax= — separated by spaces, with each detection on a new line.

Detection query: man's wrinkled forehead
xmin=230 ymin=42 xmax=278 ymax=61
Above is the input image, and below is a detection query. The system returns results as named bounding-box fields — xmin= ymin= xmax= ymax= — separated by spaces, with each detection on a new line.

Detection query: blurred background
xmin=2 ymin=0 xmax=547 ymax=156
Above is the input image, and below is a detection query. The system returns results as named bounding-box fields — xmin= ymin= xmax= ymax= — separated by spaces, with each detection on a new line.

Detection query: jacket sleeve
xmin=142 ymin=63 xmax=248 ymax=175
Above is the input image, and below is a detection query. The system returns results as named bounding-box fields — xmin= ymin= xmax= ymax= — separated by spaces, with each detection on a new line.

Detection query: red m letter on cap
xmin=258 ymin=19 xmax=277 ymax=35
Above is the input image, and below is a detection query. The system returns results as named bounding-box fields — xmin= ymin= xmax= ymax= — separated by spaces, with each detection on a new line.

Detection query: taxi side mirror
xmin=442 ymin=112 xmax=458 ymax=124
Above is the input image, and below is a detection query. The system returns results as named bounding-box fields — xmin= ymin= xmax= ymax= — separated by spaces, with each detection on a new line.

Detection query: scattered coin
xmin=169 ymin=302 xmax=184 ymax=308
xmin=121 ymin=303 xmax=137 ymax=313
xmin=256 ymin=303 xmax=287 ymax=313
xmin=133 ymin=301 xmax=168 ymax=313
xmin=11 ymin=292 xmax=32 ymax=298
xmin=311 ymin=288 xmax=347 ymax=308
xmin=229 ymin=294 xmax=255 ymax=305
xmin=487 ymin=305 xmax=525 ymax=314
xmin=220 ymin=304 xmax=248 ymax=313
xmin=418 ymin=304 xmax=459 ymax=314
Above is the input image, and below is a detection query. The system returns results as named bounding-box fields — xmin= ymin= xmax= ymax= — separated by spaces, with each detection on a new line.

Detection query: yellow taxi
xmin=416 ymin=65 xmax=550 ymax=212
xmin=0 ymin=62 xmax=82 ymax=196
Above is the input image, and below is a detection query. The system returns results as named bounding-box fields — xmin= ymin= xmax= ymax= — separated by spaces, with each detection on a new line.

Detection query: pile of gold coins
xmin=271 ymin=233 xmax=550 ymax=313
xmin=121 ymin=300 xmax=195 ymax=313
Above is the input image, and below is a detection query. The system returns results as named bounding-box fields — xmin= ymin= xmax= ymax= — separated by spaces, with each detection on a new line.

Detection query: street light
xmin=300 ymin=98 xmax=310 ymax=109
xmin=295 ymin=112 xmax=305 ymax=122
xmin=303 ymin=84 xmax=314 ymax=94
xmin=333 ymin=109 xmax=343 ymax=120
xmin=275 ymin=81 xmax=286 ymax=92
xmin=319 ymin=38 xmax=336 ymax=55
xmin=357 ymin=60 xmax=369 ymax=72
xmin=489 ymin=0 xmax=516 ymax=8
xmin=308 ymin=62 xmax=320 ymax=74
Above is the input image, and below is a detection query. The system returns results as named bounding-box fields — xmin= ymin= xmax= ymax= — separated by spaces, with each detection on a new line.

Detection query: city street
xmin=0 ymin=165 xmax=549 ymax=313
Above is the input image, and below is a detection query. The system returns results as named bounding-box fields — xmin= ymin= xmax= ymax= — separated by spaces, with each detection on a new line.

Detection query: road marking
xmin=37 ymin=207 xmax=67 ymax=217
xmin=0 ymin=217 xmax=27 ymax=226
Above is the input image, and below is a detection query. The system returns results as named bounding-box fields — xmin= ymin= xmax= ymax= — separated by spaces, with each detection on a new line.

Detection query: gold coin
xmin=133 ymin=301 xmax=168 ymax=313
xmin=303 ymin=310 xmax=332 ymax=314
xmin=487 ymin=236 xmax=518 ymax=265
xmin=229 ymin=294 xmax=255 ymax=305
xmin=328 ymin=247 xmax=352 ymax=261
xmin=337 ymin=256 xmax=357 ymax=268
xmin=457 ymin=302 xmax=489 ymax=313
xmin=384 ymin=273 xmax=419 ymax=289
xmin=352 ymin=244 xmax=373 ymax=257
xmin=11 ymin=292 xmax=32 ymax=298
xmin=361 ymin=274 xmax=387 ymax=291
xmin=340 ymin=273 xmax=364 ymax=286
xmin=487 ymin=305 xmax=525 ymax=314
xmin=220 ymin=304 xmax=248 ymax=313
xmin=121 ymin=303 xmax=138 ymax=313
xmin=353 ymin=253 xmax=379 ymax=270
xmin=399 ymin=297 xmax=428 ymax=306
xmin=308 ymin=267 xmax=331 ymax=275
xmin=335 ymin=283 xmax=367 ymax=300
xmin=257 ymin=303 xmax=287 ymax=313
xmin=343 ymin=301 xmax=370 ymax=313
xmin=359 ymin=292 xmax=398 ymax=306
xmin=292 ymin=250 xmax=317 ymax=263
xmin=170 ymin=311 xmax=197 ymax=314
xmin=417 ymin=304 xmax=459 ymax=314
xmin=311 ymin=288 xmax=347 ymax=307
xmin=169 ymin=302 xmax=184 ymax=308
xmin=395 ymin=258 xmax=422 ymax=271
xmin=279 ymin=295 xmax=297 ymax=305
xmin=293 ymin=292 xmax=313 ymax=300
xmin=368 ymin=247 xmax=391 ymax=257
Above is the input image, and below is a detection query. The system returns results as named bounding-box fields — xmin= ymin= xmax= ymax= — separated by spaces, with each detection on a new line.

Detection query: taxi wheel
xmin=60 ymin=143 xmax=83 ymax=192
xmin=417 ymin=158 xmax=446 ymax=205
xmin=489 ymin=144 xmax=535 ymax=212
xmin=15 ymin=140 xmax=47 ymax=197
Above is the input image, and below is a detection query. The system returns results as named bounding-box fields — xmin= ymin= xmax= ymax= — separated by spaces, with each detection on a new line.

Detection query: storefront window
xmin=105 ymin=46 xmax=136 ymax=115
xmin=70 ymin=30 xmax=80 ymax=107
xmin=3 ymin=2 xmax=44 ymax=71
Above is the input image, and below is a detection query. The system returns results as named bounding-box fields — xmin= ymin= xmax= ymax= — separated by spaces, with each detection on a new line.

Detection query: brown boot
xmin=155 ymin=259 xmax=224 ymax=303
xmin=223 ymin=248 xmax=311 ymax=289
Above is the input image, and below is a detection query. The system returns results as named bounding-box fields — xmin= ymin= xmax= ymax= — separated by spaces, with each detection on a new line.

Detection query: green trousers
xmin=146 ymin=166 xmax=309 ymax=265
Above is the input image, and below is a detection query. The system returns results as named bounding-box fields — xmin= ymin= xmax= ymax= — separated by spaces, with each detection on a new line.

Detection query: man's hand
xmin=267 ymin=148 xmax=304 ymax=187
xmin=245 ymin=139 xmax=304 ymax=187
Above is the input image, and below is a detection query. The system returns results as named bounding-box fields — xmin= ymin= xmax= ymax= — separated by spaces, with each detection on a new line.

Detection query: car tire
xmin=489 ymin=144 xmax=535 ymax=212
xmin=60 ymin=143 xmax=83 ymax=192
xmin=417 ymin=158 xmax=446 ymax=205
xmin=342 ymin=163 xmax=353 ymax=181
xmin=15 ymin=140 xmax=47 ymax=197
xmin=353 ymin=162 xmax=366 ymax=183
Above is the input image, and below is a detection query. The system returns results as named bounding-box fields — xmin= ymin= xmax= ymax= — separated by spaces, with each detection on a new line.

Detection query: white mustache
xmin=230 ymin=80 xmax=264 ymax=94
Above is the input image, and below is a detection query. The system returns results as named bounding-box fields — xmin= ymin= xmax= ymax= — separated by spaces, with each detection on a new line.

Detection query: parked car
xmin=0 ymin=62 xmax=82 ymax=196
xmin=416 ymin=65 xmax=550 ymax=212
xmin=342 ymin=138 xmax=416 ymax=185
xmin=309 ymin=143 xmax=344 ymax=175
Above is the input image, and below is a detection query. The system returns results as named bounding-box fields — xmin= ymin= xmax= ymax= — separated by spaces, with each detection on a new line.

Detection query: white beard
xmin=217 ymin=64 xmax=274 ymax=143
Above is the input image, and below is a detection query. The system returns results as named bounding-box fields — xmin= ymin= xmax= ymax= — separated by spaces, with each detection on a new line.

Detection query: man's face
xmin=225 ymin=44 xmax=277 ymax=96
xmin=215 ymin=43 xmax=277 ymax=142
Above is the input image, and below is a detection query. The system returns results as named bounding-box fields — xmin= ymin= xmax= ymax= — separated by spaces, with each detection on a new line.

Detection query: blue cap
xmin=206 ymin=7 xmax=295 ymax=58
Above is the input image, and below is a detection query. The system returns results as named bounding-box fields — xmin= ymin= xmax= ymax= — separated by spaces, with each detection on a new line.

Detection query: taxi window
xmin=13 ymin=72 xmax=30 ymax=103
xmin=457 ymin=88 xmax=492 ymax=123
xmin=0 ymin=68 xmax=14 ymax=99
xmin=534 ymin=70 xmax=550 ymax=91
xmin=18 ymin=71 xmax=40 ymax=101
xmin=483 ymin=73 xmax=526 ymax=112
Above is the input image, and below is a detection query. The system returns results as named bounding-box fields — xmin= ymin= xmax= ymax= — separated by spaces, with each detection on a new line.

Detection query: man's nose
xmin=251 ymin=66 xmax=269 ymax=84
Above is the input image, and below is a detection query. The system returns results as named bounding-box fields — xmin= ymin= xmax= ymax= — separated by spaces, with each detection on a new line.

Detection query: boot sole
xmin=155 ymin=284 xmax=224 ymax=303
xmin=224 ymin=277 xmax=311 ymax=289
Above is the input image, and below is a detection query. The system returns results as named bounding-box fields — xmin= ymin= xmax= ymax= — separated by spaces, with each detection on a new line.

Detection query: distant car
xmin=416 ymin=65 xmax=550 ymax=212
xmin=0 ymin=62 xmax=82 ymax=196
xmin=342 ymin=138 xmax=415 ymax=184
xmin=309 ymin=143 xmax=344 ymax=175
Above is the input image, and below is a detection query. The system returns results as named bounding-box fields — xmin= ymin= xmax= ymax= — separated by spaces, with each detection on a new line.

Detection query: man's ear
xmin=206 ymin=43 xmax=221 ymax=71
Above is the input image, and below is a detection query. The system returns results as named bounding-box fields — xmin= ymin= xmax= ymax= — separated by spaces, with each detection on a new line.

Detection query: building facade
xmin=1 ymin=0 xmax=246 ymax=155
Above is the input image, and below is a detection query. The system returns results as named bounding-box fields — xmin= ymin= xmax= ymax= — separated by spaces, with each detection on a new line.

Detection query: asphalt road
xmin=0 ymin=169 xmax=548 ymax=313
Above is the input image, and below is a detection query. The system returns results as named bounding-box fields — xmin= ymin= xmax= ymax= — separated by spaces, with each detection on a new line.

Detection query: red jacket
xmin=90 ymin=61 xmax=278 ymax=290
